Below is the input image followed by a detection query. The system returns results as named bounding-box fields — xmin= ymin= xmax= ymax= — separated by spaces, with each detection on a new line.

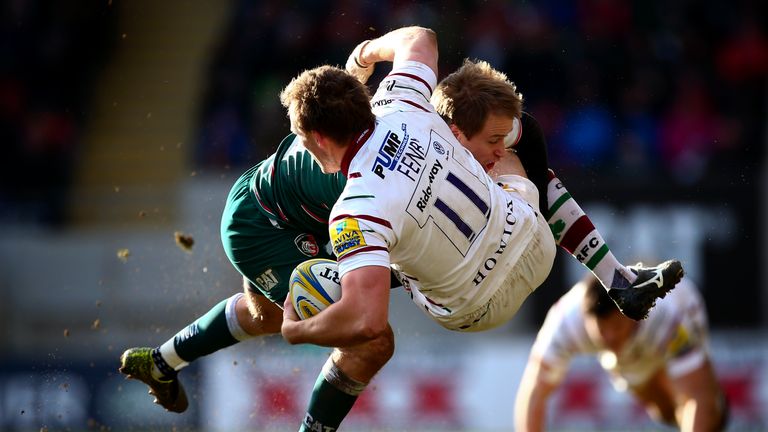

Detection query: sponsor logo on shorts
xmin=330 ymin=218 xmax=367 ymax=257
xmin=254 ymin=268 xmax=279 ymax=292
xmin=294 ymin=233 xmax=320 ymax=257
xmin=473 ymin=200 xmax=516 ymax=286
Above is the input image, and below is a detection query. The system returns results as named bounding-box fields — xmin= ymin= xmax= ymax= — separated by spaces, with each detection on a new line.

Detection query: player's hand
xmin=282 ymin=295 xmax=300 ymax=322
xmin=345 ymin=40 xmax=374 ymax=84
xmin=281 ymin=296 xmax=302 ymax=344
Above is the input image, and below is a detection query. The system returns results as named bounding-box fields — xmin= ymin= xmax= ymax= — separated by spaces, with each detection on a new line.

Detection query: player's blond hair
xmin=280 ymin=65 xmax=375 ymax=144
xmin=432 ymin=59 xmax=523 ymax=138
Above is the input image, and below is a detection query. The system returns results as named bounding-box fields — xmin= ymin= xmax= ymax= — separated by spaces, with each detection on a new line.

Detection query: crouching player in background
xmin=515 ymin=273 xmax=728 ymax=431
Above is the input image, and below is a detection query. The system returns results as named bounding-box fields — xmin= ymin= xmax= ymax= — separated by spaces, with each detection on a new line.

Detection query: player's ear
xmin=311 ymin=131 xmax=328 ymax=149
xmin=449 ymin=123 xmax=467 ymax=143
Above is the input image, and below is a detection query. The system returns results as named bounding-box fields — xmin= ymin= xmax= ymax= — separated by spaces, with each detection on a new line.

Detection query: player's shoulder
xmin=651 ymin=277 xmax=703 ymax=316
xmin=275 ymin=133 xmax=299 ymax=154
xmin=543 ymin=284 xmax=587 ymax=330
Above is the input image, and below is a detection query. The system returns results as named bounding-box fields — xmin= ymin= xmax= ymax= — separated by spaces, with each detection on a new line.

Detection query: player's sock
xmin=151 ymin=293 xmax=252 ymax=379
xmin=546 ymin=170 xmax=637 ymax=289
xmin=300 ymin=358 xmax=366 ymax=432
xmin=513 ymin=112 xmax=550 ymax=213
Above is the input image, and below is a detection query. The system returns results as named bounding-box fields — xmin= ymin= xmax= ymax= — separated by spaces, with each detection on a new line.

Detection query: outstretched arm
xmin=346 ymin=26 xmax=438 ymax=83
xmin=672 ymin=359 xmax=727 ymax=431
xmin=515 ymin=358 xmax=561 ymax=432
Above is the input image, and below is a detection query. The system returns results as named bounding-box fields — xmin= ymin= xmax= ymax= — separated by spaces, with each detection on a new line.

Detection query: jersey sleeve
xmin=328 ymin=214 xmax=392 ymax=277
xmin=328 ymin=178 xmax=396 ymax=277
xmin=661 ymin=280 xmax=711 ymax=378
xmin=530 ymin=300 xmax=577 ymax=384
xmin=371 ymin=60 xmax=437 ymax=116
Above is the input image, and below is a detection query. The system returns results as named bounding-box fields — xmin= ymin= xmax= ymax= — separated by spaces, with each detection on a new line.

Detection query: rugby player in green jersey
xmin=119 ymin=132 xmax=347 ymax=413
xmin=119 ymin=30 xmax=683 ymax=426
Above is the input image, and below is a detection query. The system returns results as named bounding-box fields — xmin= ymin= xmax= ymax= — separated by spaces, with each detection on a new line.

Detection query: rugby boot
xmin=119 ymin=347 xmax=188 ymax=413
xmin=608 ymin=260 xmax=684 ymax=321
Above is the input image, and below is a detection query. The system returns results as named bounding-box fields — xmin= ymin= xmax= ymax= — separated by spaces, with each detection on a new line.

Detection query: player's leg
xmin=239 ymin=281 xmax=283 ymax=334
xmin=511 ymin=112 xmax=551 ymax=213
xmin=118 ymin=277 xmax=279 ymax=413
xmin=300 ymin=325 xmax=395 ymax=432
xmin=516 ymin=112 xmax=636 ymax=290
xmin=118 ymin=286 xmax=255 ymax=413
xmin=545 ymin=169 xmax=640 ymax=287
xmin=154 ymin=278 xmax=282 ymax=371
xmin=519 ymin=113 xmax=684 ymax=319
xmin=120 ymin=164 xmax=331 ymax=412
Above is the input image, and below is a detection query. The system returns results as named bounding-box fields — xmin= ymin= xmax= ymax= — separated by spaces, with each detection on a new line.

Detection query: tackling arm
xmin=346 ymin=26 xmax=438 ymax=83
xmin=515 ymin=358 xmax=561 ymax=432
xmin=281 ymin=265 xmax=391 ymax=347
xmin=671 ymin=359 xmax=727 ymax=431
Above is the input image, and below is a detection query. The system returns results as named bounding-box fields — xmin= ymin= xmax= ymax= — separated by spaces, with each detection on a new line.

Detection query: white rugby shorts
xmin=439 ymin=174 xmax=556 ymax=332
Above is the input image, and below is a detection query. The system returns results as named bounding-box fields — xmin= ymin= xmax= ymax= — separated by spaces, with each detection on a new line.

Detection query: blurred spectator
xmin=0 ymin=0 xmax=116 ymax=226
xmin=195 ymin=0 xmax=765 ymax=185
xmin=659 ymin=71 xmax=732 ymax=184
xmin=1 ymin=1 xmax=763 ymax=225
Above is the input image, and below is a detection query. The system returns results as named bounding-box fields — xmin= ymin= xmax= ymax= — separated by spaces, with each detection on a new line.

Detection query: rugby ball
xmin=289 ymin=258 xmax=342 ymax=320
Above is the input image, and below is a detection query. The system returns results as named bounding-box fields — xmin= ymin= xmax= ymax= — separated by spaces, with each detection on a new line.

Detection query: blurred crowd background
xmin=195 ymin=0 xmax=765 ymax=182
xmin=0 ymin=0 xmax=766 ymax=431
xmin=2 ymin=0 xmax=765 ymax=224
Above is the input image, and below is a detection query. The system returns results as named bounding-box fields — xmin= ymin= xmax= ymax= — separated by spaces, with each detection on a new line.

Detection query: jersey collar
xmin=340 ymin=122 xmax=375 ymax=177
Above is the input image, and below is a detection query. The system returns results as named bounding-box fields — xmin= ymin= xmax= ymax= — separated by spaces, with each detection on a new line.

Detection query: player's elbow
xmin=393 ymin=27 xmax=437 ymax=62
xmin=410 ymin=27 xmax=436 ymax=45
xmin=354 ymin=323 xmax=395 ymax=365
xmin=355 ymin=316 xmax=390 ymax=342
xmin=405 ymin=27 xmax=437 ymax=53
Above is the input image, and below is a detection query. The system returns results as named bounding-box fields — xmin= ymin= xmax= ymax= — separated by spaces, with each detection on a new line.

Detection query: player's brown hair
xmin=280 ymin=65 xmax=375 ymax=144
xmin=432 ymin=59 xmax=523 ymax=139
xmin=581 ymin=273 xmax=620 ymax=317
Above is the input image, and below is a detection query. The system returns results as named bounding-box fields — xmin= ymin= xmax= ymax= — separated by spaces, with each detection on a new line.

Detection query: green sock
xmin=173 ymin=298 xmax=238 ymax=361
xmin=300 ymin=359 xmax=365 ymax=432
xmin=156 ymin=293 xmax=250 ymax=374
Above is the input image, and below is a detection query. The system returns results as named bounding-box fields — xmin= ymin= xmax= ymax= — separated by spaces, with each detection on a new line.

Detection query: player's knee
xmin=241 ymin=289 xmax=283 ymax=335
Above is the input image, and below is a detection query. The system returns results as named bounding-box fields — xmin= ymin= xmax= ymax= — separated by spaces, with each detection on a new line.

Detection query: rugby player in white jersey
xmin=279 ymin=26 xmax=556 ymax=431
xmin=515 ymin=273 xmax=728 ymax=431
xmin=278 ymin=26 xmax=683 ymax=432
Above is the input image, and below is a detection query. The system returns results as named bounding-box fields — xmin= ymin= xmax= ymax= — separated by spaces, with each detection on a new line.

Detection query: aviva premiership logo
xmin=330 ymin=218 xmax=366 ymax=257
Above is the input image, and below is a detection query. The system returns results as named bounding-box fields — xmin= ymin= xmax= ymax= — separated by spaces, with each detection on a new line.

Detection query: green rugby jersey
xmin=250 ymin=134 xmax=346 ymax=232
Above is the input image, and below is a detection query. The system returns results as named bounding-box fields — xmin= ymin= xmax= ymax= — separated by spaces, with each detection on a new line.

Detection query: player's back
xmin=251 ymin=134 xmax=346 ymax=232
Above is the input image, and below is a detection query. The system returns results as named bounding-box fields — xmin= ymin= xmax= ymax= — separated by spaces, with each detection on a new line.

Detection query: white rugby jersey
xmin=329 ymin=61 xmax=540 ymax=320
xmin=531 ymin=278 xmax=710 ymax=389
